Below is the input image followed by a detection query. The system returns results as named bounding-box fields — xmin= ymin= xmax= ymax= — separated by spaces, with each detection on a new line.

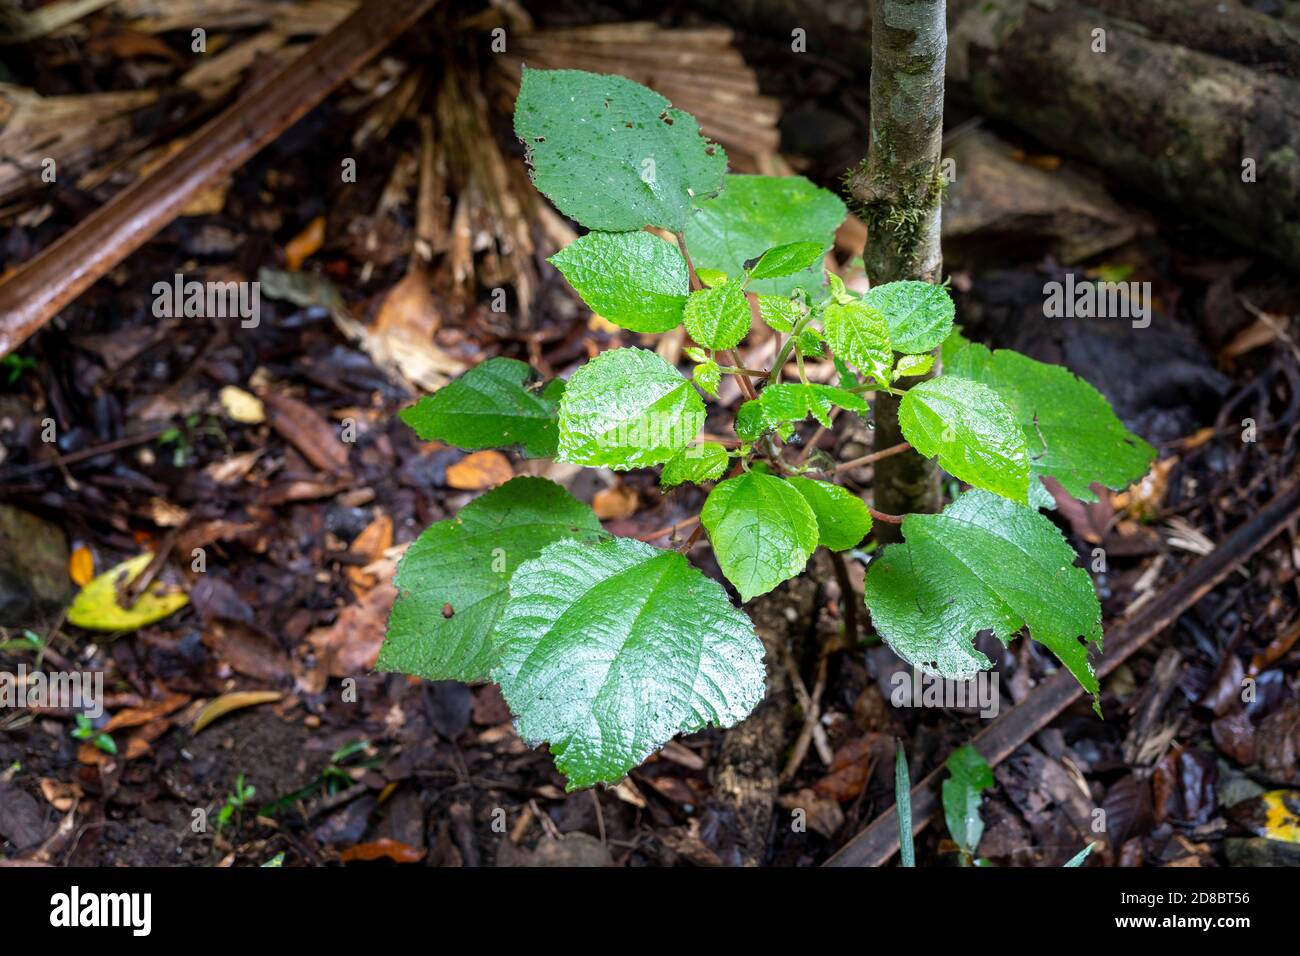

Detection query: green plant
xmin=71 ymin=713 xmax=116 ymax=755
xmin=379 ymin=69 xmax=1155 ymax=791
xmin=216 ymin=773 xmax=256 ymax=833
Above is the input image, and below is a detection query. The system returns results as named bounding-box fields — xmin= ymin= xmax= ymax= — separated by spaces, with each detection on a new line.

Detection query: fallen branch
xmin=825 ymin=474 xmax=1300 ymax=867
xmin=0 ymin=0 xmax=441 ymax=357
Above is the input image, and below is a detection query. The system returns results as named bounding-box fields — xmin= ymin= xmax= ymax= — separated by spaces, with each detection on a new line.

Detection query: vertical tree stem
xmin=851 ymin=0 xmax=947 ymax=539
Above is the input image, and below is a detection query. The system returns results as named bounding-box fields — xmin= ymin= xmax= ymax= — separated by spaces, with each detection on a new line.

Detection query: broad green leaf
xmin=696 ymin=267 xmax=728 ymax=288
xmin=549 ymin=231 xmax=688 ymax=333
xmin=399 ymin=357 xmax=562 ymax=459
xmin=701 ymin=470 xmax=818 ymax=601
xmin=786 ymin=476 xmax=872 ymax=551
xmin=67 ymin=553 xmax=189 ymax=632
xmin=684 ymin=174 xmax=846 ymax=296
xmin=558 ymin=347 xmax=705 ymax=469
xmin=823 ymin=300 xmax=892 ymax=385
xmin=735 ymin=399 xmax=780 ymax=444
xmin=864 ymin=489 xmax=1104 ymax=698
xmin=863 ymin=280 xmax=954 ymax=354
xmin=760 ymin=382 xmax=868 ymax=428
xmin=795 ymin=327 xmax=826 ymax=358
xmin=942 ymin=332 xmax=1155 ymax=503
xmin=756 ymin=293 xmax=797 ymax=332
xmin=893 ymin=353 xmax=934 ymax=380
xmin=492 ymin=536 xmax=766 ymax=789
xmin=747 ymin=241 xmax=826 ymax=281
xmin=898 ymin=376 xmax=1030 ymax=503
xmin=514 ymin=69 xmax=726 ymax=232
xmin=379 ymin=477 xmax=603 ymax=682
xmin=942 ymin=745 xmax=994 ymax=860
xmin=693 ymin=359 xmax=722 ymax=397
xmin=683 ymin=279 xmax=750 ymax=350
xmin=661 ymin=442 xmax=729 ymax=487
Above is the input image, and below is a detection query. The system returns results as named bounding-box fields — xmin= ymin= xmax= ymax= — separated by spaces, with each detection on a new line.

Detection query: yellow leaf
xmin=285 ymin=215 xmax=326 ymax=271
xmin=219 ymin=385 xmax=265 ymax=424
xmin=67 ymin=553 xmax=189 ymax=632
xmin=192 ymin=690 xmax=283 ymax=734
xmin=68 ymin=546 xmax=94 ymax=587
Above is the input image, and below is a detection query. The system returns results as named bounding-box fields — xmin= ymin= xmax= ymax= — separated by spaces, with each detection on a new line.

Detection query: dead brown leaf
xmin=262 ymin=392 xmax=350 ymax=473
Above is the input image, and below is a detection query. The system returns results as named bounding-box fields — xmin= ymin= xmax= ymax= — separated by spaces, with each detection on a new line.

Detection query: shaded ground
xmin=1 ymin=1 xmax=1298 ymax=867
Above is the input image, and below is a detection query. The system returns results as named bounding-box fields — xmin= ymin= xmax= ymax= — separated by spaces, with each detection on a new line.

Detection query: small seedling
xmin=71 ymin=713 xmax=116 ymax=755
xmin=379 ymin=69 xmax=1155 ymax=791
xmin=216 ymin=773 xmax=256 ymax=833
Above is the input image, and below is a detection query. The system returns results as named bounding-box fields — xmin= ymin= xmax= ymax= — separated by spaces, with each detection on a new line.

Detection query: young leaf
xmin=863 ymin=280 xmax=955 ymax=354
xmin=893 ymin=353 xmax=935 ymax=380
xmin=760 ymin=382 xmax=868 ymax=429
xmin=683 ymin=279 xmax=751 ymax=350
xmin=379 ymin=477 xmax=604 ymax=682
xmin=896 ymin=740 xmax=915 ymax=868
xmin=513 ymin=68 xmax=726 ymax=232
xmin=696 ymin=267 xmax=728 ymax=288
xmin=898 ymin=376 xmax=1031 ymax=503
xmin=823 ymin=300 xmax=892 ymax=385
xmin=399 ymin=357 xmax=562 ymax=459
xmin=558 ymin=347 xmax=705 ymax=469
xmin=661 ymin=442 xmax=729 ymax=487
xmin=492 ymin=536 xmax=766 ymax=790
xmin=701 ymin=470 xmax=818 ymax=601
xmin=942 ymin=333 xmax=1156 ymax=503
xmin=549 ymin=231 xmax=689 ymax=333
xmin=756 ymin=293 xmax=798 ymax=333
xmin=864 ymin=489 xmax=1104 ymax=699
xmin=684 ymin=174 xmax=846 ymax=296
xmin=786 ymin=476 xmax=873 ymax=551
xmin=942 ymin=745 xmax=994 ymax=861
xmin=693 ymin=359 xmax=722 ymax=397
xmin=747 ymin=241 xmax=827 ymax=281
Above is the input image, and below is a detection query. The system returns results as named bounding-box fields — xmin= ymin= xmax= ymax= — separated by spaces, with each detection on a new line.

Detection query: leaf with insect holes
xmin=942 ymin=745 xmax=994 ymax=859
xmin=865 ymin=489 xmax=1103 ymax=700
xmin=685 ymin=174 xmax=845 ymax=296
xmin=399 ymin=357 xmax=563 ymax=459
xmin=786 ymin=476 xmax=872 ymax=551
xmin=823 ymin=300 xmax=892 ymax=385
xmin=702 ymin=470 xmax=818 ymax=601
xmin=661 ymin=442 xmax=729 ymax=487
xmin=514 ymin=68 xmax=726 ymax=232
xmin=683 ymin=279 xmax=750 ymax=350
xmin=941 ymin=332 xmax=1155 ymax=505
xmin=549 ymin=231 xmax=689 ymax=333
xmin=747 ymin=241 xmax=827 ymax=281
xmin=863 ymin=280 xmax=955 ymax=354
xmin=557 ymin=347 xmax=705 ymax=469
xmin=379 ymin=477 xmax=605 ymax=682
xmin=491 ymin=536 xmax=766 ymax=789
xmin=756 ymin=293 xmax=798 ymax=332
xmin=898 ymin=376 xmax=1030 ymax=503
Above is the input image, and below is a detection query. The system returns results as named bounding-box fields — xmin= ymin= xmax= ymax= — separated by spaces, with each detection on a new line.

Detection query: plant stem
xmin=833 ymin=441 xmax=911 ymax=474
xmin=869 ymin=507 xmax=905 ymax=525
xmin=828 ymin=550 xmax=860 ymax=643
xmin=636 ymin=515 xmax=700 ymax=542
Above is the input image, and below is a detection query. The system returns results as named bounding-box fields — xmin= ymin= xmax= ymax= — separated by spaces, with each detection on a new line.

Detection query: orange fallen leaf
xmin=347 ymin=514 xmax=394 ymax=591
xmin=192 ymin=690 xmax=284 ymax=734
xmin=104 ymin=692 xmax=190 ymax=733
xmin=446 ymin=450 xmax=512 ymax=490
xmin=593 ymin=484 xmax=638 ymax=520
xmin=285 ymin=215 xmax=326 ymax=271
xmin=68 ymin=546 xmax=94 ymax=587
xmin=340 ymin=838 xmax=426 ymax=864
xmin=39 ymin=778 xmax=83 ymax=812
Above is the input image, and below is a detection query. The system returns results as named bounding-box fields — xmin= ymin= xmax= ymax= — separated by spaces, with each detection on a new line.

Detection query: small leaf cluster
xmin=380 ymin=69 xmax=1156 ymax=789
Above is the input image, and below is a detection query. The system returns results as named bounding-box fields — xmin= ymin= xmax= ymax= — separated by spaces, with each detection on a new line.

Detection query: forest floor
xmin=1 ymin=1 xmax=1298 ymax=867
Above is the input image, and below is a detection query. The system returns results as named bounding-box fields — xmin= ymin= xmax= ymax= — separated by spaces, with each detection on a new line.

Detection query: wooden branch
xmin=825 ymin=475 xmax=1300 ymax=867
xmin=0 ymin=0 xmax=441 ymax=357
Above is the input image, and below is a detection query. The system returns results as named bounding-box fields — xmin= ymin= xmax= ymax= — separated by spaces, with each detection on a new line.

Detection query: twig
xmin=828 ymin=550 xmax=861 ymax=642
xmin=0 ymin=0 xmax=441 ymax=356
xmin=834 ymin=441 xmax=911 ymax=474
xmin=636 ymin=515 xmax=700 ymax=542
xmin=825 ymin=475 xmax=1300 ymax=867
xmin=868 ymin=508 xmax=905 ymax=525
xmin=677 ymin=523 xmax=705 ymax=553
